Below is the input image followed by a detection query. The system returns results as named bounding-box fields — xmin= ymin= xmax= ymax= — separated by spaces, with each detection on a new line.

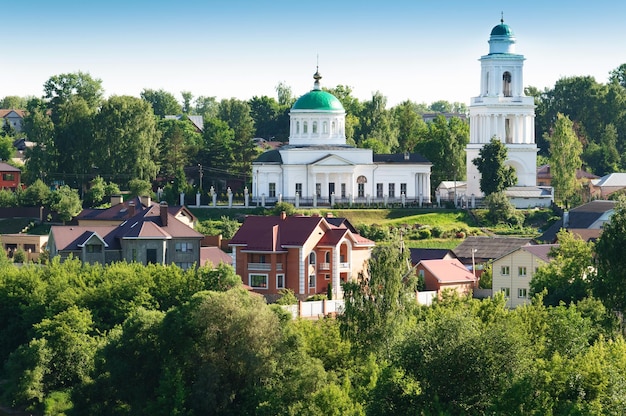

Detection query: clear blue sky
xmin=3 ymin=0 xmax=626 ymax=107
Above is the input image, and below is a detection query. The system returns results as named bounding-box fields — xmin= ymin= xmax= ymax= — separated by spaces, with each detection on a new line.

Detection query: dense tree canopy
xmin=472 ymin=137 xmax=516 ymax=196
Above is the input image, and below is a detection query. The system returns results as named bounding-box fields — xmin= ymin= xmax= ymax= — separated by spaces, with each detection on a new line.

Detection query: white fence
xmin=282 ymin=300 xmax=345 ymax=319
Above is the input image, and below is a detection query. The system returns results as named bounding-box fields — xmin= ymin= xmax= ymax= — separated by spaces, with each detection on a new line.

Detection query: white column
xmin=298 ymin=248 xmax=305 ymax=295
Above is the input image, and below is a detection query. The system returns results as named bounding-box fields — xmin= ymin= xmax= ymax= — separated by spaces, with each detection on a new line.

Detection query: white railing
xmin=339 ymin=262 xmax=350 ymax=269
xmin=248 ymin=263 xmax=283 ymax=271
xmin=319 ymin=262 xmax=330 ymax=270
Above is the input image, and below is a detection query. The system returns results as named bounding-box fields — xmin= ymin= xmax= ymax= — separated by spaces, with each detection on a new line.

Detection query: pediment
xmin=311 ymin=154 xmax=355 ymax=166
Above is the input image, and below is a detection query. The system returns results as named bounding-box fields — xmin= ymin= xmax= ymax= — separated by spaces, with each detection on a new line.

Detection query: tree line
xmin=2 ymin=64 xmax=626 ymax=205
xmin=2 ymin=197 xmax=626 ymax=414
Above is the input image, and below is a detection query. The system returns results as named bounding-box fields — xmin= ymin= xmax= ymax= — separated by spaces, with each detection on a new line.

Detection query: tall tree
xmin=357 ymin=91 xmax=398 ymax=152
xmin=217 ymin=98 xmax=257 ymax=184
xmin=340 ymin=241 xmax=415 ymax=358
xmin=530 ymin=230 xmax=594 ymax=306
xmin=23 ymin=98 xmax=57 ymax=184
xmin=94 ymin=96 xmax=160 ymax=183
xmin=248 ymin=95 xmax=280 ymax=139
xmin=193 ymin=95 xmax=218 ymax=120
xmin=0 ymin=95 xmax=29 ymax=109
xmin=157 ymin=118 xmax=202 ymax=180
xmin=43 ymin=72 xmax=104 ymax=121
xmin=180 ymin=91 xmax=193 ymax=114
xmin=609 ymin=63 xmax=626 ymax=88
xmin=547 ymin=113 xmax=583 ymax=206
xmin=472 ymin=137 xmax=516 ymax=196
xmin=140 ymin=89 xmax=182 ymax=118
xmin=393 ymin=100 xmax=428 ymax=152
xmin=198 ymin=118 xmax=235 ymax=190
xmin=275 ymin=81 xmax=294 ymax=107
xmin=415 ymin=115 xmax=469 ymax=192
xmin=593 ymin=196 xmax=626 ymax=317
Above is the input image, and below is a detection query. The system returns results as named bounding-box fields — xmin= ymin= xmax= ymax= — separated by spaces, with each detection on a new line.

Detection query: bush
xmin=275 ymin=288 xmax=298 ymax=305
xmin=431 ymin=226 xmax=444 ymax=238
xmin=418 ymin=229 xmax=431 ymax=239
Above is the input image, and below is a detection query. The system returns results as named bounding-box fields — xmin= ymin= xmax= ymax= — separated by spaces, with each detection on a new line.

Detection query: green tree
xmin=392 ymin=100 xmax=428 ymax=152
xmin=198 ymin=118 xmax=236 ymax=190
xmin=0 ymin=135 xmax=14 ymax=160
xmin=20 ymin=179 xmax=51 ymax=206
xmin=593 ymin=196 xmax=626 ymax=317
xmin=0 ymin=188 xmax=18 ymax=207
xmin=22 ymin=98 xmax=56 ymax=184
xmin=94 ymin=96 xmax=161 ymax=182
xmin=275 ymin=81 xmax=294 ymax=107
xmin=217 ymin=98 xmax=257 ymax=183
xmin=193 ymin=95 xmax=219 ymax=120
xmin=49 ymin=185 xmax=82 ymax=223
xmin=530 ymin=230 xmax=594 ymax=306
xmin=181 ymin=91 xmax=193 ymax=114
xmin=473 ymin=137 xmax=516 ymax=196
xmin=127 ymin=178 xmax=153 ymax=198
xmin=548 ymin=113 xmax=583 ymax=206
xmin=609 ymin=63 xmax=626 ymax=88
xmin=157 ymin=117 xmax=201 ymax=180
xmin=140 ymin=88 xmax=182 ymax=118
xmin=357 ymin=91 xmax=398 ymax=152
xmin=340 ymin=242 xmax=415 ymax=358
xmin=85 ymin=176 xmax=120 ymax=207
xmin=484 ymin=191 xmax=523 ymax=226
xmin=43 ymin=71 xmax=104 ymax=119
xmin=249 ymin=95 xmax=281 ymax=139
xmin=0 ymin=95 xmax=29 ymax=109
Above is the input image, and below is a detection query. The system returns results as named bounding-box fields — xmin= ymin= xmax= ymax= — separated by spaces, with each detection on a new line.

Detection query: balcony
xmin=248 ymin=263 xmax=283 ymax=271
xmin=319 ymin=262 xmax=330 ymax=270
xmin=339 ymin=262 xmax=350 ymax=269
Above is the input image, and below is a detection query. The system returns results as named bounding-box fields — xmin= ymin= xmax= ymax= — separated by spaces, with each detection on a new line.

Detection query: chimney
xmin=128 ymin=201 xmax=135 ymax=217
xmin=110 ymin=195 xmax=123 ymax=206
xmin=160 ymin=201 xmax=168 ymax=226
xmin=140 ymin=195 xmax=151 ymax=207
xmin=280 ymin=211 xmax=286 ymax=220
xmin=563 ymin=211 xmax=569 ymax=228
xmin=404 ymin=152 xmax=410 ymax=161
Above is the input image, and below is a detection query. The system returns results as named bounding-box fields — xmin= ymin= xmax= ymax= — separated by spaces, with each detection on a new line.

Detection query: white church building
xmin=252 ymin=70 xmax=433 ymax=206
xmin=465 ymin=19 xmax=552 ymax=207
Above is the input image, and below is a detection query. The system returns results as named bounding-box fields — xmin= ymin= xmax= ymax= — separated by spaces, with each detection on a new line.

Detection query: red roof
xmin=420 ymin=258 xmax=476 ymax=284
xmin=200 ymin=246 xmax=232 ymax=267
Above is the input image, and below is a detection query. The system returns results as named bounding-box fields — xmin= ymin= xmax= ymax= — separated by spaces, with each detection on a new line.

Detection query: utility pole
xmin=198 ymin=164 xmax=203 ymax=191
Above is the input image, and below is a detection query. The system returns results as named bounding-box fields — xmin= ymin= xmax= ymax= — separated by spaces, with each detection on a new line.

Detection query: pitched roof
xmin=592 ymin=173 xmax=626 ymax=187
xmin=537 ymin=200 xmax=616 ymax=242
xmin=520 ymin=244 xmax=558 ymax=262
xmin=229 ymin=214 xmax=374 ymax=251
xmin=419 ymin=258 xmax=476 ymax=284
xmin=505 ymin=186 xmax=553 ymax=198
xmin=409 ymin=248 xmax=452 ymax=264
xmin=51 ymin=203 xmax=202 ymax=251
xmin=200 ymin=246 xmax=232 ymax=267
xmin=0 ymin=162 xmax=20 ymax=172
xmin=453 ymin=236 xmax=533 ymax=263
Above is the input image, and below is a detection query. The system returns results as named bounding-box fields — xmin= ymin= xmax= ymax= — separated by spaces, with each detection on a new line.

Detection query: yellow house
xmin=492 ymin=244 xmax=557 ymax=308
xmin=1 ymin=233 xmax=49 ymax=262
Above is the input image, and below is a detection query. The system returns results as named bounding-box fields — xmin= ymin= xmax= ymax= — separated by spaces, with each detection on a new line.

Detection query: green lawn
xmin=0 ymin=218 xmax=33 ymax=234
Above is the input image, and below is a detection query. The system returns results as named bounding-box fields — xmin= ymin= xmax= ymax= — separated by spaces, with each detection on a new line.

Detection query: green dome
xmin=292 ymin=89 xmax=344 ymax=111
xmin=490 ymin=22 xmax=514 ymax=37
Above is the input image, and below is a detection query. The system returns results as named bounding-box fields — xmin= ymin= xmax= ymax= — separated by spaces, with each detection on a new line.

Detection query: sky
xmin=3 ymin=0 xmax=626 ymax=108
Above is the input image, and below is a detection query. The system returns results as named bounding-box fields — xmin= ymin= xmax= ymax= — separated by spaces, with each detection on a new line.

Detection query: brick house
xmin=0 ymin=162 xmax=20 ymax=190
xmin=229 ymin=213 xmax=375 ymax=301
xmin=48 ymin=202 xmax=203 ymax=269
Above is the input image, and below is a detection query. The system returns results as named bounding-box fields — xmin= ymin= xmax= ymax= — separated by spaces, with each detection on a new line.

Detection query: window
xmin=269 ymin=182 xmax=276 ymax=198
xmin=309 ymin=252 xmax=316 ymax=265
xmin=502 ymin=71 xmax=512 ymax=97
xmin=325 ymin=251 xmax=331 ymax=263
xmin=2 ymin=173 xmax=14 ymax=181
xmin=400 ymin=183 xmax=407 ymax=196
xmin=132 ymin=248 xmax=137 ymax=262
xmin=501 ymin=266 xmax=510 ymax=276
xmin=86 ymin=244 xmax=101 ymax=253
xmin=322 ymin=121 xmax=328 ymax=134
xmin=147 ymin=248 xmax=157 ymax=264
xmin=501 ymin=287 xmax=510 ymax=297
xmin=316 ymin=183 xmax=321 ymax=197
xmin=518 ymin=266 xmax=527 ymax=277
xmin=296 ymin=121 xmax=300 ymax=134
xmin=24 ymin=244 xmax=35 ymax=253
xmin=312 ymin=121 xmax=318 ymax=134
xmin=303 ymin=122 xmax=308 ymax=133
xmin=309 ymin=274 xmax=316 ymax=289
xmin=518 ymin=288 xmax=527 ymax=298
xmin=175 ymin=262 xmax=193 ymax=270
xmin=331 ymin=121 xmax=336 ymax=133
xmin=341 ymin=183 xmax=346 ymax=198
xmin=258 ymin=254 xmax=266 ymax=263
xmin=376 ymin=183 xmax=383 ymax=198
xmin=388 ymin=183 xmax=395 ymax=198
xmin=295 ymin=183 xmax=302 ymax=197
xmin=325 ymin=274 xmax=330 ymax=280
xmin=250 ymin=274 xmax=268 ymax=288
xmin=175 ymin=242 xmax=193 ymax=252
xmin=418 ymin=269 xmax=425 ymax=278
xmin=277 ymin=274 xmax=285 ymax=289
xmin=358 ymin=183 xmax=365 ymax=198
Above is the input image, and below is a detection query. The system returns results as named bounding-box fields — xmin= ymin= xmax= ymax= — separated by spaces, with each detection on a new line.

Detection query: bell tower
xmin=466 ymin=18 xmax=536 ymax=197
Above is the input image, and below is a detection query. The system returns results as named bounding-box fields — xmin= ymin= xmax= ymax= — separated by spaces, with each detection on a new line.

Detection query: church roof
xmin=292 ymin=89 xmax=344 ymax=111
xmin=291 ymin=68 xmax=344 ymax=112
xmin=373 ymin=153 xmax=431 ymax=164
xmin=254 ymin=149 xmax=283 ymax=163
xmin=490 ymin=22 xmax=514 ymax=37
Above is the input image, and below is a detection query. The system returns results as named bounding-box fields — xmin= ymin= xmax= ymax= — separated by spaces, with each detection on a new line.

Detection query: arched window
xmin=296 ymin=121 xmax=300 ymax=134
xmin=312 ymin=121 xmax=318 ymax=134
xmin=323 ymin=121 xmax=328 ymax=134
xmin=303 ymin=121 xmax=308 ymax=134
xmin=309 ymin=252 xmax=316 ymax=265
xmin=325 ymin=251 xmax=331 ymax=263
xmin=502 ymin=72 xmax=512 ymax=97
xmin=331 ymin=121 xmax=336 ymax=134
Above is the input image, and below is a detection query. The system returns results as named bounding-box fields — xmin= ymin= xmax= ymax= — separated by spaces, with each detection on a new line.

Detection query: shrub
xmin=275 ymin=288 xmax=298 ymax=305
xmin=431 ymin=226 xmax=444 ymax=238
xmin=418 ymin=229 xmax=431 ymax=239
